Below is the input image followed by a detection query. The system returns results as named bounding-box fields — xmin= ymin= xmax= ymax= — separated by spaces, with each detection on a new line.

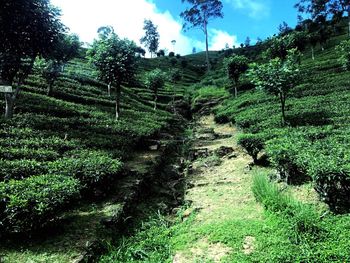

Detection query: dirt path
xmin=173 ymin=115 xmax=265 ymax=262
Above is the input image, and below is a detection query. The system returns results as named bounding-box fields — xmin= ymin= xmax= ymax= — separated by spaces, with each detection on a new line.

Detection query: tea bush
xmin=48 ymin=150 xmax=123 ymax=189
xmin=0 ymin=174 xmax=81 ymax=233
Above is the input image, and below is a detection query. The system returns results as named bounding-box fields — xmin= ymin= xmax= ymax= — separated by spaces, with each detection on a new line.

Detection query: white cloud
xmin=51 ymin=0 xmax=208 ymax=56
xmin=209 ymin=29 xmax=239 ymax=50
xmin=224 ymin=0 xmax=270 ymax=19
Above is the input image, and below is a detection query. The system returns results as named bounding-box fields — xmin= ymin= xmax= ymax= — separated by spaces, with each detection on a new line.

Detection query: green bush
xmin=336 ymin=39 xmax=350 ymax=70
xmin=0 ymin=146 xmax=59 ymax=161
xmin=237 ymin=133 xmax=264 ymax=163
xmin=266 ymin=136 xmax=311 ymax=185
xmin=0 ymin=174 xmax=81 ymax=233
xmin=48 ymin=150 xmax=123 ymax=190
xmin=305 ymin=141 xmax=350 ymax=213
xmin=0 ymin=159 xmax=47 ymax=181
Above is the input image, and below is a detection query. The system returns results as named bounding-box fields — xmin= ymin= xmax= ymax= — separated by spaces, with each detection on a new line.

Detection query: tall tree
xmin=180 ymin=0 xmax=224 ymax=72
xmin=295 ymin=0 xmax=350 ymax=36
xmin=88 ymin=30 xmax=138 ymax=120
xmin=140 ymin=20 xmax=160 ymax=58
xmin=0 ymin=0 xmax=65 ymax=118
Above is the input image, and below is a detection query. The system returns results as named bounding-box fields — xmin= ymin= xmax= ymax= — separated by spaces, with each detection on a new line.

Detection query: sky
xmin=51 ymin=0 xmax=299 ymax=56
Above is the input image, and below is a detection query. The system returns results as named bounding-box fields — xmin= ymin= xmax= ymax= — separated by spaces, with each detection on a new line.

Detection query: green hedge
xmin=48 ymin=150 xmax=123 ymax=190
xmin=0 ymin=174 xmax=81 ymax=234
xmin=0 ymin=159 xmax=47 ymax=181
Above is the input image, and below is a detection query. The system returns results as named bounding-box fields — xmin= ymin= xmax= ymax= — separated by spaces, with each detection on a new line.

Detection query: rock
xmin=214 ymin=146 xmax=234 ymax=157
xmin=228 ymin=153 xmax=238 ymax=159
xmin=149 ymin=144 xmax=159 ymax=151
xmin=197 ymin=133 xmax=216 ymax=141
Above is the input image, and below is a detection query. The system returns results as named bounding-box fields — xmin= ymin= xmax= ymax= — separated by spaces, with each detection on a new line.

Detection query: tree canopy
xmin=180 ymin=0 xmax=223 ymax=72
xmin=249 ymin=49 xmax=302 ymax=125
xmin=88 ymin=29 xmax=138 ymax=119
xmin=0 ymin=0 xmax=65 ymax=118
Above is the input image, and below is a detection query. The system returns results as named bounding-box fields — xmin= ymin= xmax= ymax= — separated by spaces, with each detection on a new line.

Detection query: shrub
xmin=0 ymin=146 xmax=59 ymax=161
xmin=0 ymin=159 xmax=47 ymax=181
xmin=336 ymin=39 xmax=350 ymax=70
xmin=0 ymin=174 xmax=81 ymax=233
xmin=266 ymin=136 xmax=311 ymax=185
xmin=306 ymin=143 xmax=350 ymax=213
xmin=168 ymin=52 xmax=175 ymax=57
xmin=237 ymin=134 xmax=264 ymax=163
xmin=48 ymin=150 xmax=123 ymax=190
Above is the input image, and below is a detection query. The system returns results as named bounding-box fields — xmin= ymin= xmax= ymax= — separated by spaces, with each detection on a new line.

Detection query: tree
xmin=278 ymin=21 xmax=293 ymax=36
xmin=295 ymin=0 xmax=350 ymax=36
xmin=245 ymin=37 xmax=251 ymax=47
xmin=256 ymin=37 xmax=263 ymax=45
xmin=264 ymin=32 xmax=307 ymax=61
xmin=88 ymin=30 xmax=138 ymax=120
xmin=171 ymin=40 xmax=177 ymax=53
xmin=180 ymin=0 xmax=224 ymax=72
xmin=223 ymin=55 xmax=249 ymax=98
xmin=0 ymin=0 xmax=65 ymax=118
xmin=192 ymin=47 xmax=197 ymax=54
xmin=140 ymin=19 xmax=160 ymax=58
xmin=169 ymin=68 xmax=183 ymax=110
xmin=145 ymin=69 xmax=166 ymax=110
xmin=249 ymin=49 xmax=302 ymax=126
xmin=35 ymin=33 xmax=81 ymax=96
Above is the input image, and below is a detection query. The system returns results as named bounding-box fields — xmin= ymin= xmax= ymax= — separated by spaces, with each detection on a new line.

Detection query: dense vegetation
xmin=2 ymin=0 xmax=350 ymax=261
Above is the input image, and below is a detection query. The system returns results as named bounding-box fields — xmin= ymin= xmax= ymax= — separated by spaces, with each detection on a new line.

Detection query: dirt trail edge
xmin=173 ymin=115 xmax=265 ymax=262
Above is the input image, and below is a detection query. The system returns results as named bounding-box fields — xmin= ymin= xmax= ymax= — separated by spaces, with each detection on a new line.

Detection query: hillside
xmin=98 ymin=22 xmax=350 ymax=262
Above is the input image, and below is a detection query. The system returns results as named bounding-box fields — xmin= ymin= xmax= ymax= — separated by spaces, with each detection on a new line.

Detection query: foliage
xmin=223 ymin=54 xmax=249 ymax=97
xmin=263 ymin=32 xmax=307 ymax=60
xmin=252 ymin=173 xmax=320 ymax=236
xmin=88 ymin=30 xmax=138 ymax=87
xmin=0 ymin=174 xmax=81 ymax=233
xmin=140 ymin=19 xmax=160 ymax=58
xmin=145 ymin=69 xmax=167 ymax=110
xmin=0 ymin=0 xmax=65 ymax=82
xmin=249 ymin=49 xmax=302 ymax=125
xmin=237 ymin=134 xmax=264 ymax=163
xmin=48 ymin=150 xmax=122 ymax=190
xmin=180 ymin=0 xmax=224 ymax=71
xmin=88 ymin=29 xmax=138 ymax=119
xmin=336 ymin=39 xmax=350 ymax=70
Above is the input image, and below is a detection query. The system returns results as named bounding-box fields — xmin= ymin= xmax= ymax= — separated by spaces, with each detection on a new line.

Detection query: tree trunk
xmin=172 ymin=86 xmax=176 ymax=113
xmin=115 ymin=84 xmax=121 ymax=120
xmin=47 ymin=81 xmax=54 ymax=96
xmin=108 ymin=82 xmax=111 ymax=97
xmin=280 ymin=93 xmax=286 ymax=126
xmin=0 ymin=78 xmax=15 ymax=119
xmin=154 ymin=90 xmax=158 ymax=110
xmin=5 ymin=93 xmax=15 ymax=119
xmin=311 ymin=46 xmax=315 ymax=60
xmin=234 ymin=86 xmax=238 ymax=98
xmin=204 ymin=20 xmax=210 ymax=72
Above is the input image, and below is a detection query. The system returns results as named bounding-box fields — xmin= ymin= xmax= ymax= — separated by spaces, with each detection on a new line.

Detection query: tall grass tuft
xmin=252 ymin=172 xmax=320 ymax=237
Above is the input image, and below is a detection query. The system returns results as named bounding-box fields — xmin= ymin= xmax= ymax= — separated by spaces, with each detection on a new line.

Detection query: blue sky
xmin=52 ymin=0 xmax=299 ymax=55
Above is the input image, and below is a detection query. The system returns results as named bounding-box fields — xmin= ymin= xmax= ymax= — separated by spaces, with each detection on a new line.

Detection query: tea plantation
xmin=210 ymin=30 xmax=350 ymax=213
xmin=0 ymin=56 xmax=197 ymax=235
